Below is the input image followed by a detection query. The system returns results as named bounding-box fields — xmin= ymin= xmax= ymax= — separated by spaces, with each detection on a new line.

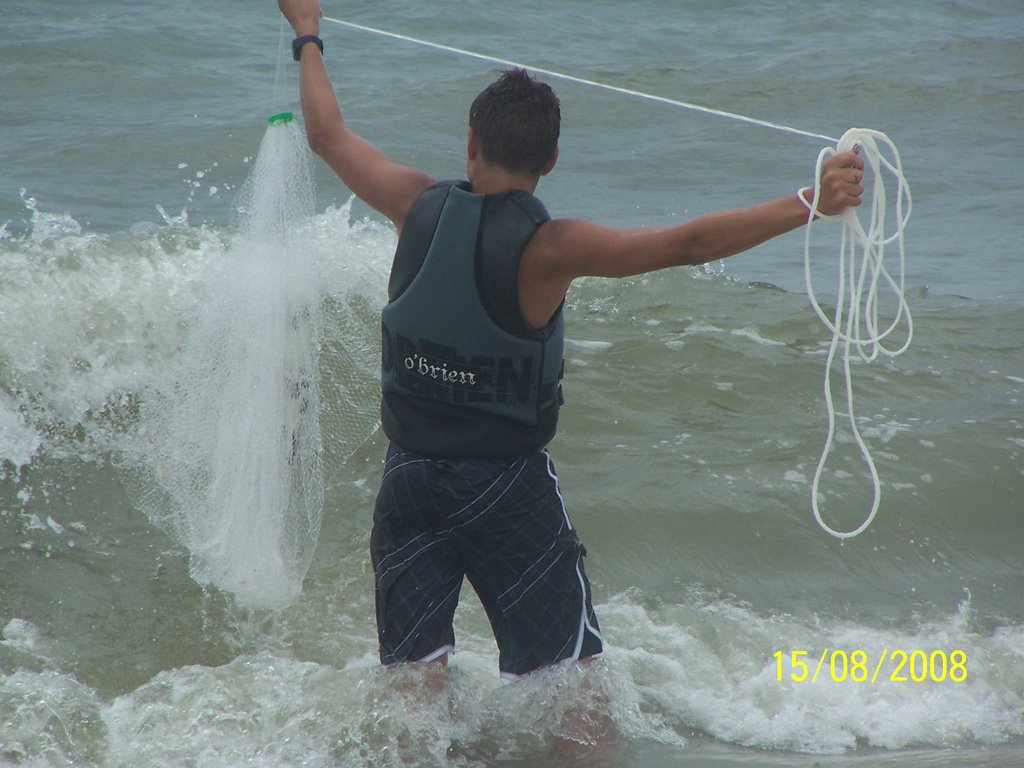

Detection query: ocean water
xmin=2 ymin=1 xmax=1023 ymax=766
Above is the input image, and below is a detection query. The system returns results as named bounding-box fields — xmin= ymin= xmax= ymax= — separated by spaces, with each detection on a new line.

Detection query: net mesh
xmin=122 ymin=121 xmax=338 ymax=609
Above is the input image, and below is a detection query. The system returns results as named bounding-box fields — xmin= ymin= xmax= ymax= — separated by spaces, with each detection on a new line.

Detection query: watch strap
xmin=292 ymin=35 xmax=324 ymax=61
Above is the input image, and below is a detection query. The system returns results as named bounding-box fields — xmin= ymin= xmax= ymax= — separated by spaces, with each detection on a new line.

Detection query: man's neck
xmin=468 ymin=164 xmax=540 ymax=196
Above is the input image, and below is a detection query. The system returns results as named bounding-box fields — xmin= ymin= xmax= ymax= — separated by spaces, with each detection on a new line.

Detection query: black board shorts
xmin=371 ymin=444 xmax=603 ymax=677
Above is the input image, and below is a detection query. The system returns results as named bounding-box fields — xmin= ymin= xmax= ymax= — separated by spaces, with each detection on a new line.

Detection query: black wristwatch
xmin=292 ymin=35 xmax=324 ymax=61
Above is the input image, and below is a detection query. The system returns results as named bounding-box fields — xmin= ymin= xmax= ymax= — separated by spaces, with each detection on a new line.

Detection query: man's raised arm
xmin=278 ymin=0 xmax=434 ymax=230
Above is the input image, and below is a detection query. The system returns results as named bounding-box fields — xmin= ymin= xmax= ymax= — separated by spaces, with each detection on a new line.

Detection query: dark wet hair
xmin=468 ymin=68 xmax=560 ymax=176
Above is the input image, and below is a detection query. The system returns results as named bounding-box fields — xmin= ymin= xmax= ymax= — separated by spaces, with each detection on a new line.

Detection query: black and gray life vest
xmin=380 ymin=181 xmax=564 ymax=458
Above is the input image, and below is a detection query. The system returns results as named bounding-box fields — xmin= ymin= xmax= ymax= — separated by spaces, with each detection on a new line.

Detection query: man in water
xmin=278 ymin=0 xmax=864 ymax=679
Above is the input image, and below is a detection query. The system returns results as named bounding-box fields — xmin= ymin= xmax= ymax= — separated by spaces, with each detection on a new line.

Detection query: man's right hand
xmin=278 ymin=0 xmax=322 ymax=37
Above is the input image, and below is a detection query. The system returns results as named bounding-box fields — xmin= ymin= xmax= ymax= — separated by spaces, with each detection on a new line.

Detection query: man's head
xmin=468 ymin=68 xmax=560 ymax=178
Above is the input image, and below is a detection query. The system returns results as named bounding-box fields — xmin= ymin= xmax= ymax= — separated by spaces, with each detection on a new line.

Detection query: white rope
xmin=319 ymin=15 xmax=837 ymax=143
xmin=800 ymin=128 xmax=913 ymax=540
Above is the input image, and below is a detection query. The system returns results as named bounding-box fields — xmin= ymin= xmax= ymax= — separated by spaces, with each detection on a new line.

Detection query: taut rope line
xmin=320 ymin=15 xmax=837 ymax=143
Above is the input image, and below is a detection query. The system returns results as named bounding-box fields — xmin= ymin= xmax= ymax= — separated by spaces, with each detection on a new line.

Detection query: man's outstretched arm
xmin=278 ymin=0 xmax=434 ymax=230
xmin=517 ymin=150 xmax=865 ymax=330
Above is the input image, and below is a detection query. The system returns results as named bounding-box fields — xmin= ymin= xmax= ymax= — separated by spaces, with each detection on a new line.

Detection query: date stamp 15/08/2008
xmin=774 ymin=649 xmax=968 ymax=684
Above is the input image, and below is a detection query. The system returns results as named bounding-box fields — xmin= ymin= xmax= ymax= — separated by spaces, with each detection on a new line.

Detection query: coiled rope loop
xmin=801 ymin=128 xmax=913 ymax=540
